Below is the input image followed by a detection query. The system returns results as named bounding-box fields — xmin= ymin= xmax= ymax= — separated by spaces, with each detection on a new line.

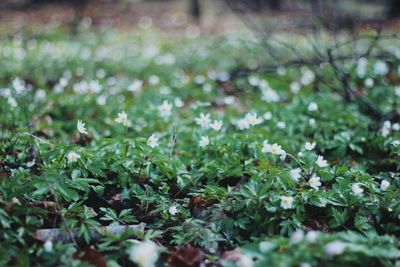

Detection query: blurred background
xmin=0 ymin=0 xmax=399 ymax=35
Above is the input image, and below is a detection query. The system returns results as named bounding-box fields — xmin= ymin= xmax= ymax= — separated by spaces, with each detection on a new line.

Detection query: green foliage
xmin=0 ymin=27 xmax=399 ymax=266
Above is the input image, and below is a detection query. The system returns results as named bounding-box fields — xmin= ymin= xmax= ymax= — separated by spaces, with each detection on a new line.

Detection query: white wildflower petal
xmin=199 ymin=136 xmax=209 ymax=147
xmin=380 ymin=180 xmax=390 ymax=191
xmin=147 ymin=134 xmax=159 ymax=148
xmin=77 ymin=120 xmax=88 ymax=135
xmin=324 ymin=241 xmax=346 ymax=256
xmin=304 ymin=142 xmax=316 ymax=151
xmin=195 ymin=113 xmax=211 ymax=128
xmin=316 ymin=155 xmax=329 ymax=167
xmin=128 ymin=240 xmax=159 ymax=267
xmin=351 ymin=183 xmax=364 ymax=195
xmin=308 ymin=175 xmax=321 ymax=190
xmin=280 ymin=196 xmax=294 ymax=209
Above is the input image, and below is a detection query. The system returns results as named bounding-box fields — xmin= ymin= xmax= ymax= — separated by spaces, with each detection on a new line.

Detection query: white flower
xmin=158 ymin=100 xmax=173 ymax=118
xmin=26 ymin=160 xmax=36 ymax=168
xmin=67 ymin=151 xmax=81 ymax=163
xmin=304 ymin=142 xmax=316 ymax=151
xmin=223 ymin=96 xmax=236 ymax=105
xmin=351 ymin=183 xmax=364 ymax=195
xmin=300 ymin=263 xmax=311 ymax=267
xmin=262 ymin=141 xmax=286 ymax=160
xmin=308 ymin=102 xmax=318 ymax=112
xmin=277 ymin=66 xmax=286 ymax=76
xmin=316 ymin=155 xmax=328 ymax=167
xmin=373 ymin=61 xmax=389 ymax=76
xmin=364 ymin=78 xmax=374 ymax=88
xmin=77 ymin=120 xmax=88 ymax=135
xmin=237 ymin=253 xmax=254 ymax=267
xmin=395 ymin=86 xmax=400 ymax=97
xmin=357 ymin=57 xmax=368 ymax=78
xmin=210 ymin=120 xmax=223 ymax=131
xmin=128 ymin=240 xmax=159 ymax=267
xmin=237 ymin=118 xmax=250 ymax=130
xmin=308 ymin=175 xmax=321 ymax=190
xmin=195 ymin=113 xmax=211 ymax=128
xmin=324 ymin=241 xmax=346 ymax=256
xmin=391 ymin=140 xmax=400 ymax=147
xmin=13 ymin=77 xmax=27 ymax=95
xmin=261 ymin=88 xmax=280 ymax=103
xmin=7 ymin=97 xmax=17 ymax=107
xmin=43 ymin=239 xmax=53 ymax=252
xmin=34 ymin=89 xmax=46 ymax=101
xmin=245 ymin=113 xmax=263 ymax=126
xmin=115 ymin=111 xmax=129 ymax=126
xmin=277 ymin=121 xmax=286 ymax=129
xmin=300 ymin=68 xmax=315 ymax=85
xmin=199 ymin=136 xmax=210 ymax=147
xmin=263 ymin=111 xmax=272 ymax=120
xmin=174 ymin=97 xmax=184 ymax=108
xmin=381 ymin=120 xmax=391 ymax=137
xmin=128 ymin=79 xmax=143 ymax=93
xmin=248 ymin=76 xmax=260 ymax=86
xmin=280 ymin=196 xmax=294 ymax=209
xmin=309 ymin=118 xmax=316 ymax=127
xmin=392 ymin=123 xmax=400 ymax=131
xmin=289 ymin=168 xmax=302 ymax=182
xmin=380 ymin=180 xmax=390 ymax=191
xmin=168 ymin=206 xmax=178 ymax=215
xmin=290 ymin=230 xmax=304 ymax=244
xmin=147 ymin=134 xmax=159 ymax=148
xmin=305 ymin=231 xmax=319 ymax=243
xmin=149 ymin=75 xmax=160 ymax=85
xmin=290 ymin=81 xmax=301 ymax=94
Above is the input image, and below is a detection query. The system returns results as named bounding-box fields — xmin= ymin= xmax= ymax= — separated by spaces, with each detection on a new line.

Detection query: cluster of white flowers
xmin=262 ymin=140 xmax=286 ymax=161
xmin=380 ymin=120 xmax=400 ymax=137
xmin=0 ymin=87 xmax=18 ymax=107
xmin=289 ymin=229 xmax=319 ymax=245
xmin=261 ymin=87 xmax=280 ymax=103
xmin=73 ymin=80 xmax=102 ymax=94
xmin=236 ymin=113 xmax=263 ymax=130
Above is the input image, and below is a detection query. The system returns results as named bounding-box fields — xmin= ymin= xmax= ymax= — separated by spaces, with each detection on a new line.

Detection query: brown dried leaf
xmin=167 ymin=245 xmax=205 ymax=267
